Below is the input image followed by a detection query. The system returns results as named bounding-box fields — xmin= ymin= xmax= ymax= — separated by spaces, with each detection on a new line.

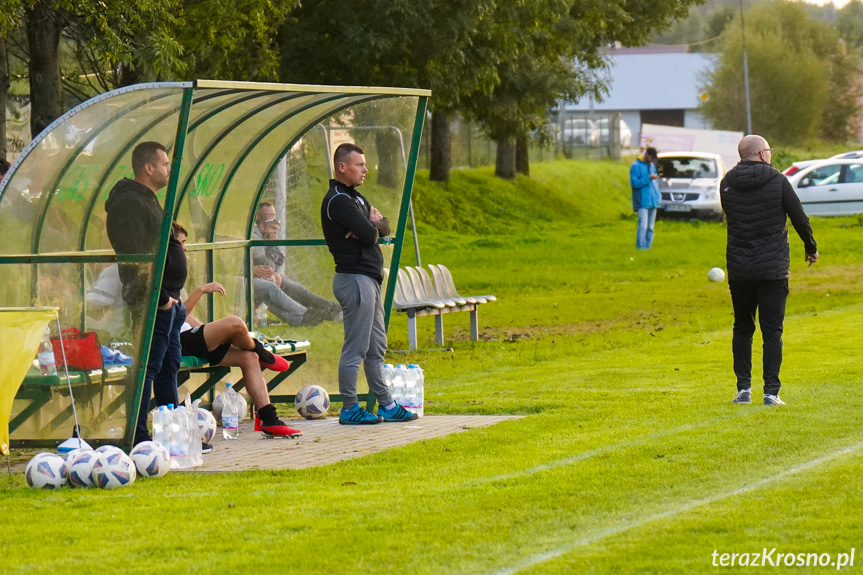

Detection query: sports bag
xmin=51 ymin=328 xmax=103 ymax=371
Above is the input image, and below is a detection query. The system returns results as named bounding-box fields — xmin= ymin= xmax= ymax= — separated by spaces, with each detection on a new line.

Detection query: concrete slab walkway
xmin=188 ymin=415 xmax=522 ymax=473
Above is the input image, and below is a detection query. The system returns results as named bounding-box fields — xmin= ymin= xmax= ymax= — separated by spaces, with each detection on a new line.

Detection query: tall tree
xmin=25 ymin=0 xmax=63 ymax=137
xmin=279 ymin=0 xmax=497 ymax=183
xmin=463 ymin=0 xmax=700 ymax=179
xmin=700 ymin=0 xmax=852 ymax=144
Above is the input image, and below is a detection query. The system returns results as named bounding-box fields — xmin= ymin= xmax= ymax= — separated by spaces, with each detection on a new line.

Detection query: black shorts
xmin=180 ymin=325 xmax=231 ymax=366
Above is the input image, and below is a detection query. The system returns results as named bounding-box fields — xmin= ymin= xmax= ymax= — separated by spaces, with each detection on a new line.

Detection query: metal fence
xmin=415 ymin=113 xmax=626 ymax=171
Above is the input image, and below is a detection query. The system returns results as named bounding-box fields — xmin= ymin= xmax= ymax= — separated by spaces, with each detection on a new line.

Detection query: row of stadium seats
xmin=386 ymin=264 xmax=496 ymax=351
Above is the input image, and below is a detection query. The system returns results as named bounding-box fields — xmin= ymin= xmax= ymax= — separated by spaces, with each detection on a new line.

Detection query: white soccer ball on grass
xmin=92 ymin=450 xmax=136 ymax=489
xmin=25 ymin=452 xmax=68 ymax=489
xmin=67 ymin=450 xmax=98 ymax=488
xmin=129 ymin=441 xmax=171 ymax=479
xmin=708 ymin=267 xmax=725 ymax=282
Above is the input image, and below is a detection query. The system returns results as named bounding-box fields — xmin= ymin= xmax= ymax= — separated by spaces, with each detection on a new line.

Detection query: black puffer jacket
xmin=720 ymin=161 xmax=817 ymax=281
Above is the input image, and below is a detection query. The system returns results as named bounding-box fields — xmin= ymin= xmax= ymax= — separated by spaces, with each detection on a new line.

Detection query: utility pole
xmin=740 ymin=0 xmax=753 ymax=135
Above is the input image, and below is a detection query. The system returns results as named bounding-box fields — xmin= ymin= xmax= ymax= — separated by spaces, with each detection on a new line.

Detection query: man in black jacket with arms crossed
xmin=321 ymin=143 xmax=417 ymax=424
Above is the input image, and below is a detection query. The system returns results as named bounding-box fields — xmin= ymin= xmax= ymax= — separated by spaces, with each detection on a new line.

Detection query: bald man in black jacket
xmin=720 ymin=135 xmax=819 ymax=406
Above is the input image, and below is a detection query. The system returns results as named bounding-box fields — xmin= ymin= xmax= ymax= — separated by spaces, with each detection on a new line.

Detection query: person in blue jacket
xmin=630 ymin=147 xmax=661 ymax=249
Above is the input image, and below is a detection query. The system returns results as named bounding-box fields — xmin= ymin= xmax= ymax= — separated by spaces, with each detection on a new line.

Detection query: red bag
xmin=51 ymin=328 xmax=103 ymax=371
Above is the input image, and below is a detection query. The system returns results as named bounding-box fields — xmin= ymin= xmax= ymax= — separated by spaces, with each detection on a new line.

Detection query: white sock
xmin=384 ymin=402 xmax=397 ymax=410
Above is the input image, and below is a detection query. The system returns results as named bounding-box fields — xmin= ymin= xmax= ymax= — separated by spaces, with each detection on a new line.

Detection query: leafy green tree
xmin=838 ymin=0 xmax=863 ymax=49
xmin=279 ymin=0 xmax=495 ymax=183
xmin=700 ymin=0 xmax=855 ymax=144
xmin=462 ymin=0 xmax=700 ymax=178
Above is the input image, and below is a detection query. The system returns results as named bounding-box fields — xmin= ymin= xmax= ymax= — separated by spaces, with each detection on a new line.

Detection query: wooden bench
xmin=389 ymin=264 xmax=496 ymax=350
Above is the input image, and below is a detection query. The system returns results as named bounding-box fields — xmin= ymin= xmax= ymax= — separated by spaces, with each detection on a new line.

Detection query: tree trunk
xmin=374 ymin=128 xmax=402 ymax=188
xmin=429 ymin=109 xmax=452 ymax=183
xmin=26 ymin=0 xmax=64 ymax=137
xmin=515 ymin=134 xmax=529 ymax=177
xmin=0 ymin=36 xmax=8 ymax=160
xmin=495 ymin=138 xmax=516 ymax=179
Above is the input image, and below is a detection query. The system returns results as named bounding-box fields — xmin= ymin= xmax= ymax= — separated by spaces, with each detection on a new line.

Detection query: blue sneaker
xmin=378 ymin=403 xmax=418 ymax=422
xmin=339 ymin=404 xmax=383 ymax=425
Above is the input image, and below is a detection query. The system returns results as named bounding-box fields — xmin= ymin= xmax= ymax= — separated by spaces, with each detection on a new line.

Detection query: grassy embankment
xmin=4 ymin=159 xmax=863 ymax=574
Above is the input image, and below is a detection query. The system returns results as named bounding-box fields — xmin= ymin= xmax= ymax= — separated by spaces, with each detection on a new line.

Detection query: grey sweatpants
xmin=333 ymin=273 xmax=392 ymax=409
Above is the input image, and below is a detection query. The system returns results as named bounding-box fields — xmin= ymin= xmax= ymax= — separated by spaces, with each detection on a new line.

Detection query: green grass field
xmin=4 ymin=159 xmax=863 ymax=573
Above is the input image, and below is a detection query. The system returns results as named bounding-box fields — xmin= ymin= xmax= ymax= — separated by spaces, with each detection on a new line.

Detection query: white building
xmin=564 ymin=49 xmax=717 ymax=143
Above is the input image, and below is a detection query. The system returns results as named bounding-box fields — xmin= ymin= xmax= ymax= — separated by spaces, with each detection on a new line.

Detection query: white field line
xmin=461 ymin=409 xmax=754 ymax=489
xmin=490 ymin=439 xmax=863 ymax=575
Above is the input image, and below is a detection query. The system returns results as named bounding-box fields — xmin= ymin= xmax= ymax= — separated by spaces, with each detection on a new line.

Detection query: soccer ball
xmin=95 ymin=445 xmax=124 ymax=455
xmin=25 ymin=452 xmax=68 ymax=489
xmin=295 ymin=385 xmax=330 ymax=419
xmin=64 ymin=448 xmax=88 ymax=468
xmin=196 ymin=408 xmax=217 ymax=443
xmin=67 ymin=450 xmax=99 ymax=488
xmin=129 ymin=441 xmax=170 ymax=479
xmin=212 ymin=392 xmax=248 ymax=425
xmin=708 ymin=267 xmax=725 ymax=282
xmin=92 ymin=450 xmax=137 ymax=490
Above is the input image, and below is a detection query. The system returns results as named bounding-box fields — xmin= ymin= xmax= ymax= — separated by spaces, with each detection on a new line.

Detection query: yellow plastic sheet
xmin=0 ymin=307 xmax=58 ymax=455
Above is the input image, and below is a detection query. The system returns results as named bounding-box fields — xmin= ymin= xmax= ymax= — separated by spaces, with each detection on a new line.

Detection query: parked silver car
xmin=561 ymin=118 xmax=599 ymax=146
xmin=656 ymin=152 xmax=726 ymax=221
xmin=786 ymin=158 xmax=863 ymax=216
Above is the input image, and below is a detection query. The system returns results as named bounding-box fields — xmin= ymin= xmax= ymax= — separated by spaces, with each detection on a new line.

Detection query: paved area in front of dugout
xmin=184 ymin=414 xmax=523 ymax=473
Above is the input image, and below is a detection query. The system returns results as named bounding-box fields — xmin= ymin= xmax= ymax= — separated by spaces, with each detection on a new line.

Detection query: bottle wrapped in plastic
xmin=384 ymin=363 xmax=395 ymax=395
xmin=404 ymin=364 xmax=424 ymax=417
xmin=221 ymin=382 xmax=240 ymax=440
xmin=152 ymin=405 xmax=171 ymax=452
xmin=168 ymin=403 xmax=189 ymax=469
xmin=392 ymin=364 xmax=407 ymax=406
xmin=37 ymin=326 xmax=58 ymax=376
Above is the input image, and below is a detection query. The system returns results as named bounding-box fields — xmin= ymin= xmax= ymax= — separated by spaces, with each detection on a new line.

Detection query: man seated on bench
xmin=175 ymin=223 xmax=303 ymax=439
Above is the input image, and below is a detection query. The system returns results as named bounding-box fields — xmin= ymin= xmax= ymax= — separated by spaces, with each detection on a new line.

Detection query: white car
xmin=786 ymin=158 xmax=863 ymax=215
xmin=656 ymin=152 xmax=726 ymax=220
xmin=782 ymin=150 xmax=863 ymax=177
xmin=595 ymin=118 xmax=632 ymax=148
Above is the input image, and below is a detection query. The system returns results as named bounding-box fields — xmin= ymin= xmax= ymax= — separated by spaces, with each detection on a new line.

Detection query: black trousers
xmin=729 ymin=279 xmax=789 ymax=396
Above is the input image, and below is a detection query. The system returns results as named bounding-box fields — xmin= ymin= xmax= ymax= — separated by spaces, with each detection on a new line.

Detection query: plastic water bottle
xmin=384 ymin=364 xmax=396 ymax=395
xmin=404 ymin=364 xmax=424 ymax=416
xmin=403 ymin=365 xmax=418 ymax=413
xmin=413 ymin=365 xmax=424 ymax=417
xmin=152 ymin=405 xmax=170 ymax=450
xmin=168 ymin=404 xmax=189 ymax=467
xmin=392 ymin=364 xmax=407 ymax=406
xmin=37 ymin=326 xmax=58 ymax=376
xmin=255 ymin=304 xmax=268 ymax=329
xmin=221 ymin=383 xmax=240 ymax=440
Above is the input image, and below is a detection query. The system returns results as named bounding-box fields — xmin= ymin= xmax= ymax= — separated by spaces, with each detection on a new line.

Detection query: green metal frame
xmin=2 ymin=80 xmax=430 ymax=450
xmin=123 ymin=87 xmax=195 ymax=448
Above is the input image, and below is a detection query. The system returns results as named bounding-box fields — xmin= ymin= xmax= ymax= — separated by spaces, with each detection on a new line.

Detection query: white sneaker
xmin=764 ymin=394 xmax=785 ymax=406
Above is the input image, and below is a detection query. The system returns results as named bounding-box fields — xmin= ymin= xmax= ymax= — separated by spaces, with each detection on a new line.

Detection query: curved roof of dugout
xmin=0 ymin=79 xmax=430 ymax=259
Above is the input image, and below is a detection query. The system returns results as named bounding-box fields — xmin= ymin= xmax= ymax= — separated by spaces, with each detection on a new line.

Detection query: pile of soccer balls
xmin=24 ymin=407 xmax=218 ymax=490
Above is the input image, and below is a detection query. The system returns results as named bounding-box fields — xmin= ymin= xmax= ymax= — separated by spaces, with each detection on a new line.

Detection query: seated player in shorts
xmin=174 ymin=223 xmax=302 ymax=438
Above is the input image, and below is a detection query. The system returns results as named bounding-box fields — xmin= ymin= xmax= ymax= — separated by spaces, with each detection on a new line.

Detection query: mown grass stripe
xmin=491 ymin=439 xmax=863 ymax=575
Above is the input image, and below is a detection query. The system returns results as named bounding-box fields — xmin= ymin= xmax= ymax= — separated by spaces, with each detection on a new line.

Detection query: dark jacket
xmin=105 ymin=178 xmax=187 ymax=306
xmin=320 ymin=179 xmax=390 ymax=283
xmin=720 ymin=161 xmax=817 ymax=281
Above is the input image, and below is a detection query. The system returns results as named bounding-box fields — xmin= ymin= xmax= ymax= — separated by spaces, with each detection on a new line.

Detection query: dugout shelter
xmin=0 ymin=80 xmax=429 ymax=450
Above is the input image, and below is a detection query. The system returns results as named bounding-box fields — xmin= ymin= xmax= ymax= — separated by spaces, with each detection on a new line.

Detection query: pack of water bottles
xmin=152 ymin=396 xmax=202 ymax=470
xmin=385 ymin=363 xmax=424 ymax=417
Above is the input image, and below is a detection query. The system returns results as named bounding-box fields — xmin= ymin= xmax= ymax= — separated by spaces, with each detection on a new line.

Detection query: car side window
xmin=843 ymin=164 xmax=863 ymax=184
xmin=801 ymin=164 xmax=842 ymax=187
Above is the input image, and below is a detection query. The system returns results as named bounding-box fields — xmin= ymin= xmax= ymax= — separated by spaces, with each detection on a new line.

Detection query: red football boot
xmin=260 ymin=420 xmax=303 ymax=438
xmin=260 ymin=354 xmax=290 ymax=372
